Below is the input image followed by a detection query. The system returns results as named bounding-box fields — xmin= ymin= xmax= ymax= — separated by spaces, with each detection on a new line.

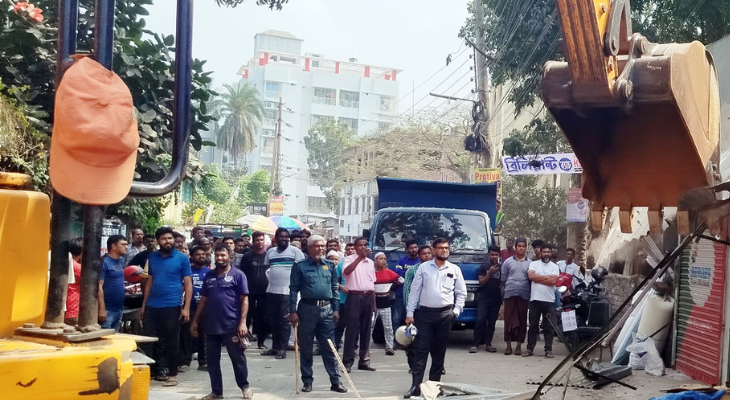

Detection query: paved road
xmin=150 ymin=321 xmax=697 ymax=400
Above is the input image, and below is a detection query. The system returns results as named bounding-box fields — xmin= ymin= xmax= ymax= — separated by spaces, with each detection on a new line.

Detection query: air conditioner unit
xmin=265 ymin=101 xmax=277 ymax=108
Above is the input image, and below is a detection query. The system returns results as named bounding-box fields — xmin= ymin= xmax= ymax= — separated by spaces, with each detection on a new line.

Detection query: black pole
xmin=43 ymin=0 xmax=79 ymax=328
xmin=128 ymin=0 xmax=193 ymax=197
xmin=76 ymin=0 xmax=115 ymax=331
xmin=77 ymin=206 xmax=105 ymax=331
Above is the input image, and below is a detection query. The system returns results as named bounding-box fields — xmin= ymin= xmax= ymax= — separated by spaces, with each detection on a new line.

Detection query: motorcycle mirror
xmin=558 ymin=286 xmax=568 ymax=293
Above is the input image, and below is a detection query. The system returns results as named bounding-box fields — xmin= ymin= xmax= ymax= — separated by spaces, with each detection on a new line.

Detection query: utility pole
xmin=474 ymin=0 xmax=492 ymax=167
xmin=270 ymin=97 xmax=283 ymax=196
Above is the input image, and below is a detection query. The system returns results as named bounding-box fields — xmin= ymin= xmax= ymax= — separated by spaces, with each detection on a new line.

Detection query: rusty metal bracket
xmin=604 ymin=0 xmax=632 ymax=56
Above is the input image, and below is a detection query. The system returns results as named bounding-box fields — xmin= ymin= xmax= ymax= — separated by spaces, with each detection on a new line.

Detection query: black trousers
xmin=246 ymin=293 xmax=268 ymax=347
xmin=180 ymin=307 xmax=206 ymax=367
xmin=206 ymin=333 xmax=249 ymax=395
xmin=473 ymin=300 xmax=501 ymax=346
xmin=411 ymin=307 xmax=456 ymax=387
xmin=343 ymin=292 xmax=374 ymax=367
xmin=334 ymin=301 xmax=347 ymax=348
xmin=141 ymin=306 xmax=181 ymax=377
xmin=527 ymin=300 xmax=555 ymax=352
xmin=267 ymin=293 xmax=290 ymax=352
xmin=297 ymin=302 xmax=341 ymax=385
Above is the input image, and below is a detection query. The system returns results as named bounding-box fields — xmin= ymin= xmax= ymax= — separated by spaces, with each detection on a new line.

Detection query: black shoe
xmin=261 ymin=349 xmax=277 ymax=356
xmin=404 ymin=385 xmax=421 ymax=398
xmin=345 ymin=365 xmax=352 ymax=373
xmin=358 ymin=364 xmax=376 ymax=371
xmin=330 ymin=383 xmax=348 ymax=393
xmin=407 ymin=369 xmax=412 ymax=374
xmin=301 ymin=382 xmax=312 ymax=392
xmin=441 ymin=367 xmax=446 ymax=374
xmin=197 ymin=365 xmax=208 ymax=371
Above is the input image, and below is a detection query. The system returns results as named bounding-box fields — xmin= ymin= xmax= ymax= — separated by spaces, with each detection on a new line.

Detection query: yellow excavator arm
xmin=542 ymin=0 xmax=720 ymax=234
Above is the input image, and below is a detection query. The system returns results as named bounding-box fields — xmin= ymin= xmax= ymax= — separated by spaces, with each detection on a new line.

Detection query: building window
xmin=307 ymin=196 xmax=328 ymax=214
xmin=339 ymin=117 xmax=358 ymax=131
xmin=377 ymin=121 xmax=389 ymax=131
xmin=264 ymin=81 xmax=281 ymax=99
xmin=347 ymin=198 xmax=352 ymax=215
xmin=262 ymin=137 xmax=274 ymax=156
xmin=312 ymin=114 xmax=327 ymax=127
xmin=263 ymin=109 xmax=277 ymax=128
xmin=313 ymin=87 xmax=336 ymax=106
xmin=340 ymin=199 xmax=345 ymax=215
xmin=340 ymin=219 xmax=344 ymax=228
xmin=379 ymin=95 xmax=393 ymax=112
xmin=339 ymin=90 xmax=360 ymax=108
xmin=354 ymin=197 xmax=359 ymax=214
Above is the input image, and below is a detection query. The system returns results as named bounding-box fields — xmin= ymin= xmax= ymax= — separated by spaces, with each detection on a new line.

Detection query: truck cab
xmin=365 ymin=177 xmax=497 ymax=328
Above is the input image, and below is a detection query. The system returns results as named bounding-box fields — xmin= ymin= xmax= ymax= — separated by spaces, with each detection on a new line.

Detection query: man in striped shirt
xmin=262 ymin=228 xmax=306 ymax=359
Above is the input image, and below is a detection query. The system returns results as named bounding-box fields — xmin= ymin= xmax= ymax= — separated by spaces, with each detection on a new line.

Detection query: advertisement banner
xmin=502 ymin=153 xmax=583 ymax=175
xmin=473 ymin=168 xmax=502 ymax=212
xmin=566 ymin=187 xmax=588 ymax=222
xmin=269 ymin=196 xmax=284 ymax=217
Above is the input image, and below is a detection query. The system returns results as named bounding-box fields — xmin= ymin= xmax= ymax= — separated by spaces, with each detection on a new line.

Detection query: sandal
xmin=163 ymin=376 xmax=179 ymax=387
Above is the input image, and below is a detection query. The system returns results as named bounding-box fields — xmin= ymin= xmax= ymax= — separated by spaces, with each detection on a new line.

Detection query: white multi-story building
xmin=237 ymin=30 xmax=402 ymax=219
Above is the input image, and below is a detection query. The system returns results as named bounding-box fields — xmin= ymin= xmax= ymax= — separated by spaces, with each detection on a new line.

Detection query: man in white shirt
xmin=524 ymin=243 xmax=559 ymax=359
xmin=403 ymin=238 xmax=466 ymax=398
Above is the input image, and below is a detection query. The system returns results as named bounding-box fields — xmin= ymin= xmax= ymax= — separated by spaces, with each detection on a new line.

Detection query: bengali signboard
xmin=502 ymin=153 xmax=583 ymax=175
xmin=566 ymin=187 xmax=588 ymax=222
xmin=268 ymin=196 xmax=284 ymax=217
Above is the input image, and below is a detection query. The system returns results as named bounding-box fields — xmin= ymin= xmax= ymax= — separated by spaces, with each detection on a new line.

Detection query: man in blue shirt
xmin=99 ymin=234 xmax=128 ymax=331
xmin=140 ymin=227 xmax=193 ymax=386
xmin=393 ymin=239 xmax=420 ymax=331
xmin=192 ymin=244 xmax=253 ymax=400
xmin=179 ymin=246 xmax=211 ymax=372
xmin=289 ymin=235 xmax=347 ymax=394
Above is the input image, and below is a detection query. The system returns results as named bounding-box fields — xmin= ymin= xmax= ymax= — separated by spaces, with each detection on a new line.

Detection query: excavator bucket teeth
xmin=542 ymin=41 xmax=720 ymax=211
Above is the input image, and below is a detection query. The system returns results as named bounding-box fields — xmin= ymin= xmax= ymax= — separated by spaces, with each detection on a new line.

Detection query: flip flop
xmin=163 ymin=377 xmax=179 ymax=387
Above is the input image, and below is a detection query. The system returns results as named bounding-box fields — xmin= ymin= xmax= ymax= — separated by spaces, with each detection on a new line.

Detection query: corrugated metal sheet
xmin=675 ymin=232 xmax=726 ymax=385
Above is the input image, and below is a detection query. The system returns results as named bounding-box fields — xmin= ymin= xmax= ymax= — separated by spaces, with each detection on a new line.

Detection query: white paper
xmin=562 ymin=310 xmax=578 ymax=332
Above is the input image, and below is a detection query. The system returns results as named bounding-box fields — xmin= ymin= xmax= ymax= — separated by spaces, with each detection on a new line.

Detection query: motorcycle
xmin=555 ymin=267 xmax=611 ymax=350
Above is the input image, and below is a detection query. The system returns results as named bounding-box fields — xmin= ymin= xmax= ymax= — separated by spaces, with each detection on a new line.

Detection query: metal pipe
xmin=94 ymin=0 xmax=115 ymax=69
xmin=77 ymin=205 xmax=105 ymax=331
xmin=128 ymin=0 xmax=193 ymax=197
xmin=43 ymin=194 xmax=73 ymax=327
xmin=42 ymin=0 xmax=79 ymax=328
xmin=75 ymin=0 xmax=115 ymax=332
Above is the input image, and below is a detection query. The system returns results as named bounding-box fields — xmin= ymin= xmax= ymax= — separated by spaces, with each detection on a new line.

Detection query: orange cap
xmin=50 ymin=57 xmax=139 ymax=205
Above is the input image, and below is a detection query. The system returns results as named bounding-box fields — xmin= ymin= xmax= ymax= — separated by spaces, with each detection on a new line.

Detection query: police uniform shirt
xmin=289 ymin=256 xmax=340 ymax=312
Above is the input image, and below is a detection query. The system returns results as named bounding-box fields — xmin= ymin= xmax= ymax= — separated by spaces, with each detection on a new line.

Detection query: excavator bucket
xmin=541 ymin=0 xmax=720 ymax=233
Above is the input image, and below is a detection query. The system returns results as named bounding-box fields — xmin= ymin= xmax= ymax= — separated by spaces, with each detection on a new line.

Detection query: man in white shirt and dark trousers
xmin=403 ymin=238 xmax=466 ymax=399
xmin=524 ymin=243 xmax=560 ymax=358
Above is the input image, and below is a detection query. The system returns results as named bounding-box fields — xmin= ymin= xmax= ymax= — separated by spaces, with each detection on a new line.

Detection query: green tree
xmin=501 ymin=175 xmax=567 ymax=248
xmin=216 ymin=82 xmax=264 ymax=166
xmin=304 ymin=117 xmax=355 ymax=212
xmin=502 ymin=115 xmax=570 ymax=158
xmin=243 ymin=169 xmax=271 ymax=203
xmin=200 ymin=165 xmax=232 ymax=204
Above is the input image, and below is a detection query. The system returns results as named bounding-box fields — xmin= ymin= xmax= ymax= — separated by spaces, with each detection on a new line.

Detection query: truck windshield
xmin=372 ymin=211 xmax=490 ymax=251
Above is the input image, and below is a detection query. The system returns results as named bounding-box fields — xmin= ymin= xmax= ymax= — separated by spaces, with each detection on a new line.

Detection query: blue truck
xmin=365 ymin=177 xmax=497 ymax=328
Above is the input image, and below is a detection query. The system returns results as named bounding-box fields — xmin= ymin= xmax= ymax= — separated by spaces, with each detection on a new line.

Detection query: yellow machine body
xmin=0 ymin=182 xmax=149 ymax=399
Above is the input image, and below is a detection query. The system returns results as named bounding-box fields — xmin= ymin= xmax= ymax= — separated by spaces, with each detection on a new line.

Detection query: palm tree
xmin=217 ymin=82 xmax=264 ymax=166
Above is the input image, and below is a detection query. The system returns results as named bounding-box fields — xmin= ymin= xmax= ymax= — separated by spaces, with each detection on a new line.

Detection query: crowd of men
xmin=64 ymin=225 xmax=588 ymax=400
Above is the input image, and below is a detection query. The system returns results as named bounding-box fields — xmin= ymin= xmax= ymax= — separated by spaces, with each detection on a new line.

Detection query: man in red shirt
xmin=65 ymin=238 xmax=83 ymax=326
xmin=500 ymin=237 xmax=515 ymax=262
xmin=371 ymin=252 xmax=403 ymax=355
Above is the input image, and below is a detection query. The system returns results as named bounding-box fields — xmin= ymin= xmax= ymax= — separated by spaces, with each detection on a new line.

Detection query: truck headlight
xmin=466 ymin=292 xmax=475 ymax=302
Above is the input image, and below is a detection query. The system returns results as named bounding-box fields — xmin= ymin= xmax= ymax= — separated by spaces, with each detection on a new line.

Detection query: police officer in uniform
xmin=289 ymin=235 xmax=348 ymax=394
xmin=404 ymin=237 xmax=467 ymax=398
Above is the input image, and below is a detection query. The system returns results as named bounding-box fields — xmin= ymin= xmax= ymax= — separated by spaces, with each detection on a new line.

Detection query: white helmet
xmin=395 ymin=325 xmax=412 ymax=346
